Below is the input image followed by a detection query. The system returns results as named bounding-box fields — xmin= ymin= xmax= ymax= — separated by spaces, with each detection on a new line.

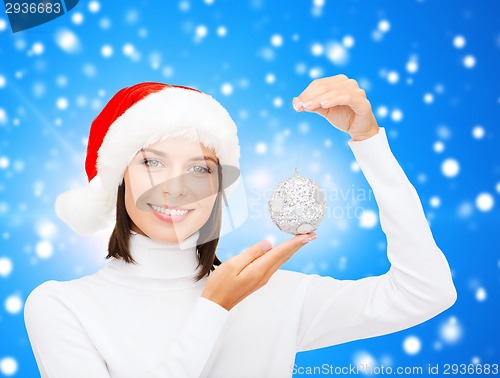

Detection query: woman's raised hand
xmin=292 ymin=74 xmax=379 ymax=142
xmin=201 ymin=233 xmax=317 ymax=311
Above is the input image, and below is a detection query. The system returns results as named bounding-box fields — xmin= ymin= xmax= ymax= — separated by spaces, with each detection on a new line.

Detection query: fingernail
xmin=320 ymin=100 xmax=330 ymax=107
xmin=292 ymin=99 xmax=303 ymax=111
xmin=302 ymin=101 xmax=313 ymax=109
xmin=301 ymin=234 xmax=318 ymax=244
xmin=259 ymin=240 xmax=273 ymax=252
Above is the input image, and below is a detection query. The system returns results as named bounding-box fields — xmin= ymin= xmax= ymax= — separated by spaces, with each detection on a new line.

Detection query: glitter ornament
xmin=268 ymin=168 xmax=327 ymax=234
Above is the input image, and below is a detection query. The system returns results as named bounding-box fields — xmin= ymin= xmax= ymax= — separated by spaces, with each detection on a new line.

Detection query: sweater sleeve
xmin=24 ymin=281 xmax=111 ymax=378
xmin=296 ymin=127 xmax=457 ymax=352
xmin=24 ymin=281 xmax=230 ymax=378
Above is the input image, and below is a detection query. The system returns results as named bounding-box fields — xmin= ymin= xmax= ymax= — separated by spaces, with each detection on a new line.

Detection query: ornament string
xmin=295 ymin=135 xmax=301 ymax=178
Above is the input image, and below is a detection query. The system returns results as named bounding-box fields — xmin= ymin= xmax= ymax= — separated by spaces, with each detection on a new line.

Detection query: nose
xmin=161 ymin=172 xmax=188 ymax=197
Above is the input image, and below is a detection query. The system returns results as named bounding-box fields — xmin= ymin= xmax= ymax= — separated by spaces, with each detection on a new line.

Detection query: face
xmin=123 ymin=137 xmax=220 ymax=244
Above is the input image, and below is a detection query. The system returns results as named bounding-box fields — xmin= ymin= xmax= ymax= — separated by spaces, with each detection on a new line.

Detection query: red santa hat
xmin=55 ymin=82 xmax=240 ymax=235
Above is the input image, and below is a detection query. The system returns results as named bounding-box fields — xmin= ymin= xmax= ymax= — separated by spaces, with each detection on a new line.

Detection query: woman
xmin=24 ymin=75 xmax=457 ymax=378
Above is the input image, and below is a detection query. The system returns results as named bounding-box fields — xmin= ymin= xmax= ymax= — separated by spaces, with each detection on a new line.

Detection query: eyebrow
xmin=138 ymin=148 xmax=219 ymax=165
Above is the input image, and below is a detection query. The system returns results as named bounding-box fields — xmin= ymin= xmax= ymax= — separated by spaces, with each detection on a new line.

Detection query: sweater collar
xmin=106 ymin=230 xmax=202 ymax=281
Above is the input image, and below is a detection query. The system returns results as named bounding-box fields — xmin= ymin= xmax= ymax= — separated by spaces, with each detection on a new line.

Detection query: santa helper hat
xmin=55 ymin=82 xmax=240 ymax=235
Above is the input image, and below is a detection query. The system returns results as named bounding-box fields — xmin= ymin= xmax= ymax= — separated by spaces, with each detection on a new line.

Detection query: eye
xmin=142 ymin=159 xmax=162 ymax=168
xmin=189 ymin=165 xmax=211 ymax=174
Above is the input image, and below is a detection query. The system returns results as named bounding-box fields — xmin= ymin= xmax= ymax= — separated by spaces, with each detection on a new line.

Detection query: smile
xmin=149 ymin=204 xmax=192 ymax=216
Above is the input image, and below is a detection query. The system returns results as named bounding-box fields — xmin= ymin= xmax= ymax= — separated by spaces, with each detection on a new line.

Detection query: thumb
xmin=256 ymin=232 xmax=318 ymax=273
xmin=230 ymin=240 xmax=273 ymax=271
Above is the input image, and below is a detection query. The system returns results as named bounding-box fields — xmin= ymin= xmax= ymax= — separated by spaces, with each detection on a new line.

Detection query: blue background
xmin=0 ymin=0 xmax=499 ymax=376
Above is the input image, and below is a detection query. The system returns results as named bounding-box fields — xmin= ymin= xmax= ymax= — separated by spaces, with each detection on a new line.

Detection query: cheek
xmin=126 ymin=174 xmax=152 ymax=207
xmin=189 ymin=177 xmax=219 ymax=200
xmin=124 ymin=173 xmax=148 ymax=216
xmin=199 ymin=194 xmax=217 ymax=215
xmin=124 ymin=185 xmax=138 ymax=218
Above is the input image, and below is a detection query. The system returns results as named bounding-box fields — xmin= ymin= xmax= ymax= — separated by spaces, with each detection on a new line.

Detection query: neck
xmin=107 ymin=230 xmax=202 ymax=281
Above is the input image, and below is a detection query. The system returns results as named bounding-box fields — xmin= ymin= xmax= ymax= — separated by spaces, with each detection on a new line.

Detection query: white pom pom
xmin=55 ymin=184 xmax=116 ymax=235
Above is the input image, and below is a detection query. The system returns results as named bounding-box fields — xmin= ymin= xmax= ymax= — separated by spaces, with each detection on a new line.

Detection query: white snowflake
xmin=5 ymin=295 xmax=23 ymax=314
xmin=0 ymin=108 xmax=8 ymax=125
xmin=195 ymin=25 xmax=208 ymax=39
xmin=311 ymin=43 xmax=324 ymax=56
xmin=463 ymin=55 xmax=476 ymax=69
xmin=270 ymin=34 xmax=283 ymax=47
xmin=387 ymin=71 xmax=399 ymax=84
xmin=56 ymin=97 xmax=69 ymax=110
xmin=475 ymin=287 xmax=487 ymax=301
xmin=406 ymin=59 xmax=418 ymax=74
xmin=391 ymin=108 xmax=403 ymax=122
xmin=403 ymin=335 xmax=422 ymax=355
xmin=309 ymin=67 xmax=323 ymax=79
xmin=36 ymin=219 xmax=58 ymax=239
xmin=255 ymin=142 xmax=267 ymax=154
xmin=265 ymin=73 xmax=276 ymax=84
xmin=325 ymin=42 xmax=348 ymax=65
xmin=424 ymin=93 xmax=434 ymax=104
xmin=476 ymin=192 xmax=494 ymax=212
xmin=439 ymin=316 xmax=462 ymax=344
xmin=217 ymin=26 xmax=227 ymax=37
xmin=376 ymin=105 xmax=388 ymax=118
xmin=32 ymin=42 xmax=44 ymax=55
xmin=359 ymin=210 xmax=378 ymax=229
xmin=472 ymin=125 xmax=485 ymax=139
xmin=0 ymin=357 xmax=18 ymax=376
xmin=430 ymin=196 xmax=441 ymax=208
xmin=88 ymin=1 xmax=101 ymax=13
xmin=101 ymin=44 xmax=113 ymax=58
xmin=343 ymin=35 xmax=355 ymax=48
xmin=0 ymin=156 xmax=9 ymax=169
xmin=378 ymin=19 xmax=391 ymax=32
xmin=0 ymin=257 xmax=13 ymax=277
xmin=36 ymin=240 xmax=54 ymax=259
xmin=221 ymin=83 xmax=233 ymax=96
xmin=72 ymin=12 xmax=84 ymax=25
xmin=441 ymin=158 xmax=460 ymax=178
xmin=453 ymin=35 xmax=466 ymax=49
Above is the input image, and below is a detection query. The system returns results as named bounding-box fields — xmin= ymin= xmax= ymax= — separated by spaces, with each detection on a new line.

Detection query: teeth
xmin=151 ymin=205 xmax=189 ymax=216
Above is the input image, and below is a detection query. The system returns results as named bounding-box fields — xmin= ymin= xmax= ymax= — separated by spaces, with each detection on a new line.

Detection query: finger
xmin=295 ymin=76 xmax=351 ymax=101
xmin=293 ymin=78 xmax=347 ymax=111
xmin=293 ymin=78 xmax=356 ymax=112
xmin=296 ymin=87 xmax=368 ymax=116
xmin=229 ymin=240 xmax=273 ymax=274
xmin=296 ymin=86 xmax=357 ymax=114
xmin=248 ymin=233 xmax=317 ymax=276
xmin=319 ymin=89 xmax=371 ymax=116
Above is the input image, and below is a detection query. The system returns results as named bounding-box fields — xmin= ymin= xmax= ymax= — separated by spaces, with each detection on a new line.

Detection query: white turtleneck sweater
xmin=24 ymin=128 xmax=457 ymax=378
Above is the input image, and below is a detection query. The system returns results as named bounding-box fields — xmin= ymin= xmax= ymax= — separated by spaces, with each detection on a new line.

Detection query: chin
xmin=146 ymin=227 xmax=194 ymax=244
xmin=146 ymin=229 xmax=186 ymax=244
xmin=131 ymin=211 xmax=207 ymax=244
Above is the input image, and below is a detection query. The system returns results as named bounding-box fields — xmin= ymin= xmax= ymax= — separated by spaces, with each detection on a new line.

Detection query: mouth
xmin=148 ymin=204 xmax=194 ymax=220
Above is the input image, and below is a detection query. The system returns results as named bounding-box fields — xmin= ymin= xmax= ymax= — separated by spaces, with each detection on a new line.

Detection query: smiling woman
xmin=24 ymin=77 xmax=456 ymax=378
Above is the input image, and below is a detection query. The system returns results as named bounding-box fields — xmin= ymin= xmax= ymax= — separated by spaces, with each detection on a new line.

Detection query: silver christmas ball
xmin=268 ymin=168 xmax=327 ymax=235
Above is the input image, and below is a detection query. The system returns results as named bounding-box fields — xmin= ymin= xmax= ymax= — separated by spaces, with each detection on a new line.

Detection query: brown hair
xmin=106 ymin=165 xmax=223 ymax=282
